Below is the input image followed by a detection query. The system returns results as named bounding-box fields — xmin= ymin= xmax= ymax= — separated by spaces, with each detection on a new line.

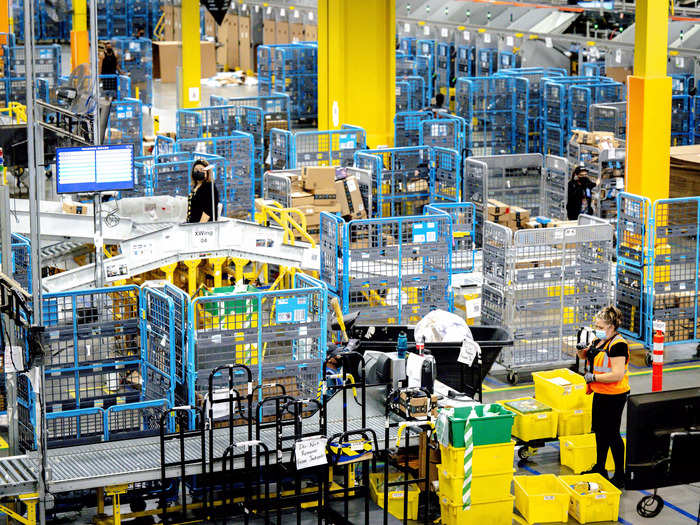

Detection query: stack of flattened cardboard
xmin=670 ymin=145 xmax=700 ymax=198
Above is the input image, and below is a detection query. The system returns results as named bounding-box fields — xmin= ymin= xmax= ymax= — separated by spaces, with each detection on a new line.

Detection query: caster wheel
xmin=637 ymin=494 xmax=664 ymax=518
xmin=517 ymin=446 xmax=531 ymax=460
xmin=645 ymin=353 xmax=653 ymax=367
xmin=507 ymin=371 xmax=519 ymax=385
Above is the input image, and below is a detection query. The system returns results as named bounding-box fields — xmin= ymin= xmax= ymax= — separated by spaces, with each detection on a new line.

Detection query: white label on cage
xmin=680 ymin=283 xmax=687 ymax=290
xmin=506 ymin=36 xmax=514 ymax=47
xmin=615 ymin=49 xmax=622 ymax=64
xmin=464 ymin=31 xmax=470 ymax=41
xmin=5 ymin=345 xmax=23 ymax=373
xmin=404 ymin=23 xmax=410 ymax=33
xmin=125 ymin=52 xmax=132 ymax=61
xmin=362 ymin=253 xmax=370 ymax=258
xmin=211 ymin=334 xmax=222 ymax=344
xmin=465 ymin=298 xmax=481 ymax=319
xmin=483 ymin=33 xmax=491 ymax=44
xmin=295 ymin=437 xmax=327 ymax=470
xmin=527 ymin=273 xmax=534 ymax=280
xmin=299 ymin=326 xmax=307 ymax=336
xmin=545 ymin=37 xmax=552 ymax=48
xmin=441 ymin=27 xmax=448 ymax=38
xmin=86 ymin=344 xmax=91 ymax=357
xmin=423 ymin=25 xmax=430 ymax=36
xmin=616 ymin=178 xmax=624 ymax=189
xmin=565 ymin=228 xmax=576 ymax=237
xmin=396 ymin=86 xmax=401 ymax=96
xmin=280 ymin=8 xmax=285 ymax=16
xmin=676 ymin=57 xmax=685 ymax=68
xmin=554 ymin=230 xmax=564 ymax=240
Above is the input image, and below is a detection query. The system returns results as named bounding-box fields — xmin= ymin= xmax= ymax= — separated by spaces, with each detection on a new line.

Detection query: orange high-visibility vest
xmin=591 ymin=334 xmax=630 ymax=395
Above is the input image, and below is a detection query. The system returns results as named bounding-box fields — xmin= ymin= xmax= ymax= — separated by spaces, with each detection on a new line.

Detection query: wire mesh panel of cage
xmin=482 ymin=216 xmax=614 ymax=378
xmin=187 ymin=274 xmax=328 ymax=411
xmin=105 ymin=99 xmax=144 ymax=156
xmin=590 ymin=102 xmax=626 ymax=139
xmin=175 ymin=135 xmax=256 ymax=218
xmin=39 ymin=285 xmax=175 ymax=446
xmin=394 ymin=111 xmax=432 ymax=148
xmin=10 ymin=233 xmax=31 ymax=293
xmin=424 ymin=202 xmax=476 ymax=274
xmin=320 ymin=213 xmax=453 ymax=325
xmin=269 ymin=126 xmax=367 ymax=170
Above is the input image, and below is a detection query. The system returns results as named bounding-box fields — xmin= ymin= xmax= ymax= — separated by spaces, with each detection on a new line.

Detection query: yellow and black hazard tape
xmin=328 ymin=439 xmax=373 ymax=465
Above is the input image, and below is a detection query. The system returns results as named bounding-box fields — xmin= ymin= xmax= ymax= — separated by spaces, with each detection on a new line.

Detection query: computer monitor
xmin=626 ymin=387 xmax=700 ymax=490
xmin=56 ymin=144 xmax=134 ymax=194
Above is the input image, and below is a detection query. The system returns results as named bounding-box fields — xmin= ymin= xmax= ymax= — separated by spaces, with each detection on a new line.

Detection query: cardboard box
xmin=153 ymin=41 xmax=217 ymax=83
xmin=303 ymin=24 xmax=317 ymax=41
xmin=407 ymin=179 xmax=429 ymax=193
xmin=302 ymin=166 xmax=336 ymax=192
xmin=298 ymin=202 xmax=342 ymax=228
xmin=606 ymin=66 xmax=633 ymax=86
xmin=336 ymin=176 xmax=366 ymax=219
xmin=238 ymin=16 xmax=252 ymax=72
xmin=290 ymin=191 xmax=314 ymax=208
xmin=275 ymin=20 xmax=289 ymax=44
xmin=204 ymin=11 xmax=217 ymax=37
xmin=290 ymin=23 xmax=304 ymax=43
xmin=263 ymin=19 xmax=276 ymax=45
xmin=396 ymin=390 xmax=438 ymax=419
xmin=62 ymin=202 xmax=88 ymax=215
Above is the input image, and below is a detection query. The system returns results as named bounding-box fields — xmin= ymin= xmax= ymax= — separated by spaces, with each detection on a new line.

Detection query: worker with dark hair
xmin=434 ymin=92 xmax=445 ymax=109
xmin=101 ymin=43 xmax=121 ymax=97
xmin=186 ymin=159 xmax=220 ymax=223
xmin=577 ymin=305 xmax=629 ymax=489
xmin=566 ymin=165 xmax=596 ymax=220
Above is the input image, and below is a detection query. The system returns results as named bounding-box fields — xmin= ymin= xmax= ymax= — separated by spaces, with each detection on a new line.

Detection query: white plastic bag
xmin=414 ymin=309 xmax=473 ymax=343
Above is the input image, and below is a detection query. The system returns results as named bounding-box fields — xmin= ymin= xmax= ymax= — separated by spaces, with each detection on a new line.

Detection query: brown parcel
xmin=336 ymin=176 xmax=366 ymax=220
xmin=302 ymin=166 xmax=336 ymax=192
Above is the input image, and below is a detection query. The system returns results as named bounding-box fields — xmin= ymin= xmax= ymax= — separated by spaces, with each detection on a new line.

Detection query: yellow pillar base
xmin=626 ymin=76 xmax=672 ymax=203
xmin=70 ymin=30 xmax=90 ymax=70
xmin=160 ymin=262 xmax=178 ymax=284
xmin=183 ymin=259 xmax=201 ymax=297
xmin=105 ymin=485 xmax=129 ymax=525
xmin=208 ymin=257 xmax=228 ymax=288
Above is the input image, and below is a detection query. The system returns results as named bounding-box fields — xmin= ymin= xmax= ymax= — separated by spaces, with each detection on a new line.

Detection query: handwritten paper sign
xmin=295 ymin=437 xmax=327 ymax=470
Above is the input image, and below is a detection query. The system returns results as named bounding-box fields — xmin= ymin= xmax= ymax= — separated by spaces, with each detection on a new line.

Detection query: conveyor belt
xmin=0 ymin=387 xmax=406 ymax=496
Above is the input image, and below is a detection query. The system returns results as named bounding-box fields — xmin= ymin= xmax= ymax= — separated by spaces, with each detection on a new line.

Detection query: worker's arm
xmin=593 ymin=355 xmax=626 ymax=383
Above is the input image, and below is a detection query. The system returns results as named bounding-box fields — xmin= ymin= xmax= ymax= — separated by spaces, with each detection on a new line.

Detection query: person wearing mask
xmin=566 ymin=166 xmax=596 ymax=220
xmin=186 ymin=160 xmax=220 ymax=223
xmin=577 ymin=306 xmax=630 ymax=489
xmin=101 ymin=43 xmax=121 ymax=97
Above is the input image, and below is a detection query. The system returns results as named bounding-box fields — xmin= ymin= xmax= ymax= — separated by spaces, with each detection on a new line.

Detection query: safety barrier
xmin=354 ymin=146 xmax=460 ymax=218
xmin=187 ymin=273 xmax=327 ymax=404
xmin=39 ymin=285 xmax=176 ymax=446
xmin=464 ymin=153 xmax=569 ymax=245
xmin=319 ymin=212 xmax=453 ymax=324
xmin=105 ymin=98 xmax=144 ymax=156
xmin=455 ymin=76 xmax=518 ymax=155
xmin=616 ymin=193 xmax=700 ymax=350
xmin=175 ymin=135 xmax=256 ymax=217
xmin=482 ymin=215 xmax=614 ymax=382
xmin=10 ymin=233 xmax=31 ymax=293
xmin=269 ymin=125 xmax=367 ymax=171
xmin=424 ymin=202 xmax=476 ymax=274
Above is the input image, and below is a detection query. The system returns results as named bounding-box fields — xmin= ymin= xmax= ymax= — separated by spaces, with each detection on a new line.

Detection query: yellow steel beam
xmin=184 ymin=259 xmax=201 ymax=297
xmin=318 ymin=0 xmax=395 ymax=147
xmin=626 ymin=0 xmax=672 ymax=202
xmin=0 ymin=0 xmax=8 ymax=37
xmin=181 ymin=0 xmax=201 ymax=108
xmin=70 ymin=0 xmax=89 ymax=69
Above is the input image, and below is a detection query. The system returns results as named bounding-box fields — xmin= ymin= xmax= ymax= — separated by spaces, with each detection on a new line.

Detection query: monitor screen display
xmin=56 ymin=144 xmax=134 ymax=193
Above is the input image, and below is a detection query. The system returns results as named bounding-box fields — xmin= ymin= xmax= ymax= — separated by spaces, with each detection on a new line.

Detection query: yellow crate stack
xmin=499 ymin=397 xmax=558 ymax=442
xmin=437 ymin=441 xmax=515 ymax=525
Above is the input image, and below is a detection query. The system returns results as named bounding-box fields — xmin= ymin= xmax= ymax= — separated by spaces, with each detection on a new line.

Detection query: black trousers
xmin=591 ymin=391 xmax=628 ymax=475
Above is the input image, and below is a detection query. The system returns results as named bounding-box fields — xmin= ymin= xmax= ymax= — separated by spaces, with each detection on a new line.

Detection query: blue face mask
xmin=594 ymin=329 xmax=607 ymax=340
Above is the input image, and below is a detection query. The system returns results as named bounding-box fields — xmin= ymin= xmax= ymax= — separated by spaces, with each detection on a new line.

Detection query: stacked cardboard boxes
xmin=569 ymin=130 xmax=622 ymax=150
xmin=487 ymin=200 xmax=531 ymax=232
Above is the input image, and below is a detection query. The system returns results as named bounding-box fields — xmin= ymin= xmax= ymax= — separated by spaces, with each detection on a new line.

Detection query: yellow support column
xmin=231 ymin=258 xmax=249 ymax=283
xmin=181 ymin=0 xmax=201 ymax=108
xmin=160 ymin=262 xmax=178 ymax=285
xmin=184 ymin=259 xmax=201 ymax=296
xmin=626 ymin=0 xmax=672 ymax=202
xmin=318 ymin=0 xmax=395 ymax=147
xmin=105 ymin=485 xmax=129 ymax=525
xmin=70 ymin=0 xmax=89 ymax=69
xmin=1 ymin=0 xmax=9 ymax=68
xmin=209 ymin=257 xmax=228 ymax=288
